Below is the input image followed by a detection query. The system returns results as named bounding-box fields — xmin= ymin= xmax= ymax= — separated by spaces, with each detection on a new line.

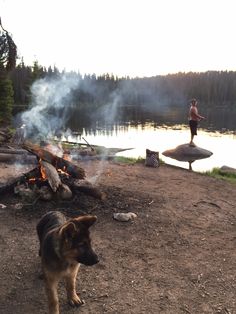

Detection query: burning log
xmin=40 ymin=160 xmax=62 ymax=192
xmin=38 ymin=160 xmax=73 ymax=198
xmin=0 ymin=167 xmax=40 ymax=194
xmin=22 ymin=141 xmax=85 ymax=179
xmin=1 ymin=141 xmax=105 ymax=201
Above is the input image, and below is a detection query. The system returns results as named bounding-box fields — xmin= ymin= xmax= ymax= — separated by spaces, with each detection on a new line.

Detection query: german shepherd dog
xmin=36 ymin=211 xmax=99 ymax=314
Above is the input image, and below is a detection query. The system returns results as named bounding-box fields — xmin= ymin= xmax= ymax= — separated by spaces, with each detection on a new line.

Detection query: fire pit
xmin=0 ymin=140 xmax=105 ymax=202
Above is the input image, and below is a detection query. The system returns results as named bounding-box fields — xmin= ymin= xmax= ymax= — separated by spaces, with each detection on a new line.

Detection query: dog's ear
xmin=60 ymin=222 xmax=77 ymax=239
xmin=74 ymin=215 xmax=97 ymax=229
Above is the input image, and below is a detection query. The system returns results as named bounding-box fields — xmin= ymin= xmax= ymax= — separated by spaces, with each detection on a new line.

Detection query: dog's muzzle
xmin=78 ymin=251 xmax=99 ymax=266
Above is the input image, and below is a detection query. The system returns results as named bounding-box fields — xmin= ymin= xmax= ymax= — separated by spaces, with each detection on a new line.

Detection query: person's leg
xmin=189 ymin=120 xmax=197 ymax=146
xmin=190 ymin=133 xmax=194 ymax=145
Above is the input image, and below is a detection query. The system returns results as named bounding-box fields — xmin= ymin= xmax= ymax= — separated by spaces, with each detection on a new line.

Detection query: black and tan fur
xmin=36 ymin=211 xmax=99 ymax=314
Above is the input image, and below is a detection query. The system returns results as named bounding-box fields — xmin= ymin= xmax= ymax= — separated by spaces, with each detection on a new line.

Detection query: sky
xmin=1 ymin=0 xmax=236 ymax=78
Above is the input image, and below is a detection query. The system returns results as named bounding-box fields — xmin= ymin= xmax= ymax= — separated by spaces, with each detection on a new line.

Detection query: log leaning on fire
xmin=40 ymin=160 xmax=62 ymax=192
xmin=22 ymin=141 xmax=85 ymax=179
xmin=39 ymin=161 xmax=73 ymax=198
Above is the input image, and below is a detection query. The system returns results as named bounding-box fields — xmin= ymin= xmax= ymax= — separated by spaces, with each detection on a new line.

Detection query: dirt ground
xmin=0 ymin=158 xmax=236 ymax=314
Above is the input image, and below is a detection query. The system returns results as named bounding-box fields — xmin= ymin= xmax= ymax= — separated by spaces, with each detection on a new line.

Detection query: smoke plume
xmin=20 ymin=74 xmax=80 ymax=140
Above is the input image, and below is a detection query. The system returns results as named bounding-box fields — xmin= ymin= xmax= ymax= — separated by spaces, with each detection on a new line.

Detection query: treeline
xmin=0 ymin=17 xmax=16 ymax=125
xmin=1 ymin=22 xmax=236 ymax=125
xmin=1 ymin=17 xmax=236 ymax=127
xmin=10 ymin=64 xmax=236 ymax=111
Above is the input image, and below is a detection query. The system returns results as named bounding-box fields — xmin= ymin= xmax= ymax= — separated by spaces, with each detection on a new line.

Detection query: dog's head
xmin=59 ymin=215 xmax=99 ymax=266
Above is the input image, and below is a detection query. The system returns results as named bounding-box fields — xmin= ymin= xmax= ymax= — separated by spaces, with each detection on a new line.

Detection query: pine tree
xmin=0 ymin=18 xmax=17 ymax=71
xmin=31 ymin=60 xmax=45 ymax=81
xmin=0 ymin=77 xmax=14 ymax=124
xmin=0 ymin=17 xmax=17 ymax=125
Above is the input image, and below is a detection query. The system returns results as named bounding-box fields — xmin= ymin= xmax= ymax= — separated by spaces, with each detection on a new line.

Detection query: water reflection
xmin=63 ymin=105 xmax=236 ymax=172
xmin=68 ymin=105 xmax=236 ymax=133
xmin=64 ymin=123 xmax=236 ymax=172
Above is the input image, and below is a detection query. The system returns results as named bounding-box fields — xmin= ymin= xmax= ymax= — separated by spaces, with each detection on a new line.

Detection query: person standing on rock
xmin=188 ymin=98 xmax=206 ymax=146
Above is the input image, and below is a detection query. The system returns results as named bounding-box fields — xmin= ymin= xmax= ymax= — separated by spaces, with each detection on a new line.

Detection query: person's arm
xmin=198 ymin=112 xmax=206 ymax=120
xmin=191 ymin=107 xmax=205 ymax=120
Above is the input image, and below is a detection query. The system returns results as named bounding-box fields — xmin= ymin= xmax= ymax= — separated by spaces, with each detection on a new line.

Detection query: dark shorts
xmin=189 ymin=120 xmax=198 ymax=136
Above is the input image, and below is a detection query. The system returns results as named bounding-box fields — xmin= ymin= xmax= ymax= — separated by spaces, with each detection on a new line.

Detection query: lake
xmin=64 ymin=123 xmax=236 ymax=172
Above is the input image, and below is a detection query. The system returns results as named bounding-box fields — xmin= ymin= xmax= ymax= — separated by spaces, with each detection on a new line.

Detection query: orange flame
xmin=62 ymin=153 xmax=72 ymax=161
xmin=39 ymin=159 xmax=47 ymax=180
xmin=57 ymin=166 xmax=69 ymax=176
xmin=28 ymin=178 xmax=36 ymax=183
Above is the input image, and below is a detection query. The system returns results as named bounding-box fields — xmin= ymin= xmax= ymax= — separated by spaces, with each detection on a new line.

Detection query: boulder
xmin=162 ymin=143 xmax=213 ymax=170
xmin=219 ymin=165 xmax=236 ymax=175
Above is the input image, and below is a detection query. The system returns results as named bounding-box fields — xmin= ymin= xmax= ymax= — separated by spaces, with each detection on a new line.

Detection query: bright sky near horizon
xmin=1 ymin=0 xmax=236 ymax=78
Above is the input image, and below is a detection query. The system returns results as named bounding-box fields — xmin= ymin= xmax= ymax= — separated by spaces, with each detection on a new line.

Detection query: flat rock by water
xmin=162 ymin=143 xmax=213 ymax=162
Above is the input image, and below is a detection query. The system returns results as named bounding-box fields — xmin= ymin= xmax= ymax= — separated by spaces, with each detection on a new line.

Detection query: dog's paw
xmin=68 ymin=294 xmax=85 ymax=307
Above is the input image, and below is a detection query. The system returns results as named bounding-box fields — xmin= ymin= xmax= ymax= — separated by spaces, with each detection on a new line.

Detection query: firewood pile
xmin=0 ymin=140 xmax=105 ymax=202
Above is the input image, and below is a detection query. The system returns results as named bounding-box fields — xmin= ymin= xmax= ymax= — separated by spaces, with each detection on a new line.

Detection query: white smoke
xmin=102 ymin=91 xmax=122 ymax=126
xmin=21 ymin=73 xmax=80 ymax=140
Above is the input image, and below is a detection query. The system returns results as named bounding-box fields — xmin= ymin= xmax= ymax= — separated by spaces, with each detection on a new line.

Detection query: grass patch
xmin=114 ymin=156 xmax=145 ymax=164
xmin=203 ymin=167 xmax=236 ymax=183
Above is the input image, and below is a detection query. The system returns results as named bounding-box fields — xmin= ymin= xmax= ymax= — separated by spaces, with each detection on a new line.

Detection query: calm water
xmin=65 ymin=123 xmax=236 ymax=172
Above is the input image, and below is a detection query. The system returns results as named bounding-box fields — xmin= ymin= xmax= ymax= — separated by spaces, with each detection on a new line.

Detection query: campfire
xmin=2 ymin=140 xmax=105 ymax=202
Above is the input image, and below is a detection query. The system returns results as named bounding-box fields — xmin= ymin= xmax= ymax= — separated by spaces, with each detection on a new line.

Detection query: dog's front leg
xmin=44 ymin=273 xmax=60 ymax=314
xmin=65 ymin=264 xmax=83 ymax=307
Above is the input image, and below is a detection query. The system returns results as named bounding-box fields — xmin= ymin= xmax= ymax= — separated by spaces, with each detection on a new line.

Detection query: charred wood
xmin=64 ymin=178 xmax=106 ymax=200
xmin=0 ymin=148 xmax=31 ymax=154
xmin=0 ymin=167 xmax=40 ymax=195
xmin=40 ymin=160 xmax=62 ymax=192
xmin=0 ymin=153 xmax=37 ymax=164
xmin=22 ymin=141 xmax=85 ymax=179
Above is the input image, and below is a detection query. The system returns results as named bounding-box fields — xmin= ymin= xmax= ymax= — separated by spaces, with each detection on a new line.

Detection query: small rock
xmin=13 ymin=203 xmax=24 ymax=210
xmin=113 ymin=212 xmax=137 ymax=222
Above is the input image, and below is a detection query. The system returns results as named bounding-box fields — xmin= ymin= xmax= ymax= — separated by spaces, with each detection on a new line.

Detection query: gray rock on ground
xmin=162 ymin=143 xmax=213 ymax=170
